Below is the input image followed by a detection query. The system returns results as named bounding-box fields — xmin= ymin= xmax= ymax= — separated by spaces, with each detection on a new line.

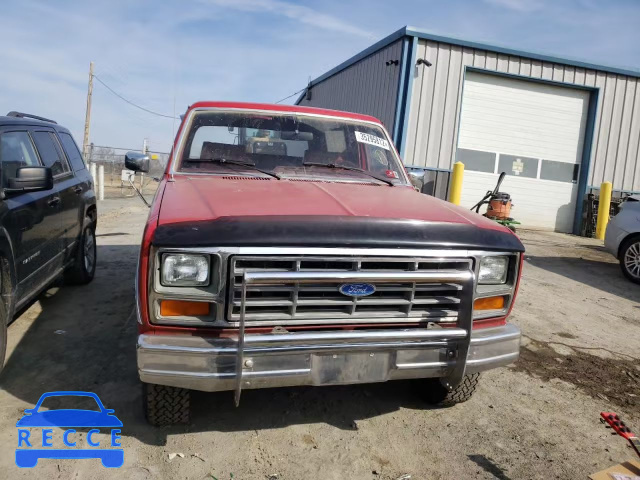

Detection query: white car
xmin=604 ymin=195 xmax=640 ymax=283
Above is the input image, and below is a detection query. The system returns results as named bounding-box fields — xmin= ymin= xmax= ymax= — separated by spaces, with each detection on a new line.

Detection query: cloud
xmin=483 ymin=0 xmax=545 ymax=13
xmin=1 ymin=0 xmax=638 ymax=152
xmin=200 ymin=0 xmax=375 ymax=38
xmin=0 ymin=0 xmax=381 ymax=151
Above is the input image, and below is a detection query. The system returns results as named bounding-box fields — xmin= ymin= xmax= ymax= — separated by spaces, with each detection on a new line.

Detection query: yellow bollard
xmin=595 ymin=181 xmax=612 ymax=240
xmin=448 ymin=162 xmax=464 ymax=205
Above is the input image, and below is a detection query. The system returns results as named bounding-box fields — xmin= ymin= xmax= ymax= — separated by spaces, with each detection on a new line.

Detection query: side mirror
xmin=5 ymin=166 xmax=53 ymax=193
xmin=124 ymin=152 xmax=150 ymax=173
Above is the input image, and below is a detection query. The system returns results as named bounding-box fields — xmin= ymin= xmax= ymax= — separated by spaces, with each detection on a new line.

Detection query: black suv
xmin=0 ymin=112 xmax=97 ymax=372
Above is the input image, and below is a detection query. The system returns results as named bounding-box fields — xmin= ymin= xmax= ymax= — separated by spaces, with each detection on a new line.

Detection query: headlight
xmin=478 ymin=256 xmax=508 ymax=284
xmin=161 ymin=254 xmax=209 ymax=286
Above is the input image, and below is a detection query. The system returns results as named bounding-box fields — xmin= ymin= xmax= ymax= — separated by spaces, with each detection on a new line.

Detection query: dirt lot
xmin=1 ymin=197 xmax=639 ymax=480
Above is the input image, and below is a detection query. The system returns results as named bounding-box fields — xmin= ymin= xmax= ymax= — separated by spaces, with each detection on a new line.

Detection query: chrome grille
xmin=227 ymin=256 xmax=473 ymax=326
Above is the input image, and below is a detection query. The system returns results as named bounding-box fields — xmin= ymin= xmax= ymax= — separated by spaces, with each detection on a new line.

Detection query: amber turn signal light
xmin=473 ymin=296 xmax=505 ymax=310
xmin=160 ymin=300 xmax=210 ymax=317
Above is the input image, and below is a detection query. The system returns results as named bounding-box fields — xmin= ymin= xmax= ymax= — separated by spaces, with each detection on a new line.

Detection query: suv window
xmin=58 ymin=132 xmax=86 ymax=171
xmin=32 ymin=131 xmax=71 ymax=177
xmin=0 ymin=131 xmax=41 ymax=188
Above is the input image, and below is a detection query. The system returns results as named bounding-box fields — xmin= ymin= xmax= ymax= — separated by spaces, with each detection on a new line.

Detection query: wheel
xmin=417 ymin=373 xmax=480 ymax=406
xmin=143 ymin=383 xmax=190 ymax=426
xmin=0 ymin=304 xmax=5 ymax=377
xmin=619 ymin=236 xmax=640 ymax=284
xmin=0 ymin=256 xmax=15 ymax=375
xmin=64 ymin=219 xmax=96 ymax=285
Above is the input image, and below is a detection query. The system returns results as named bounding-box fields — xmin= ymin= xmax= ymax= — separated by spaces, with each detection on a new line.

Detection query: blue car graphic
xmin=15 ymin=391 xmax=123 ymax=468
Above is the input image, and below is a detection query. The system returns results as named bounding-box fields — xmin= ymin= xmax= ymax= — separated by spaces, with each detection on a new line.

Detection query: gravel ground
xmin=0 ymin=197 xmax=638 ymax=480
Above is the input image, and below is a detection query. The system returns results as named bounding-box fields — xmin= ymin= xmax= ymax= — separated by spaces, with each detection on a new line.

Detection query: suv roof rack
xmin=6 ymin=111 xmax=57 ymax=124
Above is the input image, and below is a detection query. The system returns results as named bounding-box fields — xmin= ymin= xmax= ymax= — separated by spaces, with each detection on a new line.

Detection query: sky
xmin=1 ymin=0 xmax=640 ymax=153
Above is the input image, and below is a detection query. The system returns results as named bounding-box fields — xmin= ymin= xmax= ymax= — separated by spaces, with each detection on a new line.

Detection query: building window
xmin=497 ymin=154 xmax=538 ymax=178
xmin=456 ymin=148 xmax=495 ymax=173
xmin=540 ymin=160 xmax=579 ymax=183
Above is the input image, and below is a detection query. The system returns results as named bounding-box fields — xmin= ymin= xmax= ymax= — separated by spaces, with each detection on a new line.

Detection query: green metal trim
xmin=406 ymin=165 xmax=453 ymax=173
xmin=392 ymin=37 xmax=410 ymax=145
xmin=465 ymin=66 xmax=598 ymax=91
xmin=573 ymin=90 xmax=600 ymax=235
xmin=405 ymin=26 xmax=640 ymax=79
xmin=399 ymin=36 xmax=418 ymax=157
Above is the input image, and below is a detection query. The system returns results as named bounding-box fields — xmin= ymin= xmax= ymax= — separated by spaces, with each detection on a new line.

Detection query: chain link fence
xmin=86 ymin=145 xmax=168 ymax=199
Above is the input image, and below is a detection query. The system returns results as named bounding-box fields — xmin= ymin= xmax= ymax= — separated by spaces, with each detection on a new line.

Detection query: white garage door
xmin=457 ymin=72 xmax=590 ymax=232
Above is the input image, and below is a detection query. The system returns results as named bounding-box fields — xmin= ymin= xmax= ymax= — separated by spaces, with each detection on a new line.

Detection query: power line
xmin=92 ymin=75 xmax=178 ymax=119
xmin=275 ymin=87 xmax=307 ymax=104
xmin=91 ymin=144 xmax=170 ymax=154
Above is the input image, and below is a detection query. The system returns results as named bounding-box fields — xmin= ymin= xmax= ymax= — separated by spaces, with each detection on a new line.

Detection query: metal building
xmin=296 ymin=26 xmax=640 ymax=234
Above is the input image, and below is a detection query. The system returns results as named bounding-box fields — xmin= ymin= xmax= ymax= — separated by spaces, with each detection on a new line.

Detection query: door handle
xmin=74 ymin=186 xmax=83 ymax=194
xmin=47 ymin=197 xmax=60 ymax=207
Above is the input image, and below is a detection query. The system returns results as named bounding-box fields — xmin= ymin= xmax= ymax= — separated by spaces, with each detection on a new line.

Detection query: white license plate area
xmin=311 ymin=352 xmax=391 ymax=385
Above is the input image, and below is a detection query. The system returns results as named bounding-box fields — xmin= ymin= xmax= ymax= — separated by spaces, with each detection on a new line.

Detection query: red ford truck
xmin=127 ymin=102 xmax=524 ymax=426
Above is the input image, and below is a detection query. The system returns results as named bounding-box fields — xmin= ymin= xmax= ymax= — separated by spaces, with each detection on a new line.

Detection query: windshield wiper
xmin=186 ymin=157 xmax=281 ymax=180
xmin=302 ymin=162 xmax=395 ymax=186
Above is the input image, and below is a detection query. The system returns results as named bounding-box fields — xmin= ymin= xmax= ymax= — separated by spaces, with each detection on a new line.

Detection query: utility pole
xmin=82 ymin=61 xmax=94 ymax=160
xmin=142 ymin=138 xmax=149 ymax=154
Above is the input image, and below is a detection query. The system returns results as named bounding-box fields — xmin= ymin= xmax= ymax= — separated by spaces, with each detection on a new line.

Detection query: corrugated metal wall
xmin=404 ymin=39 xmax=640 ymax=193
xmin=297 ymin=39 xmax=403 ymax=133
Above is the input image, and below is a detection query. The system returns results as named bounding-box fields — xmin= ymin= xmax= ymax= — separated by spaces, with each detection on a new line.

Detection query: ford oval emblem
xmin=339 ymin=283 xmax=376 ymax=297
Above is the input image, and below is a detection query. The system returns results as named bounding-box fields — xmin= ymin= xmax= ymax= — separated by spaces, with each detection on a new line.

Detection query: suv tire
xmin=0 ymin=256 xmax=15 ymax=375
xmin=0 ymin=302 xmax=5 ymax=376
xmin=143 ymin=383 xmax=190 ymax=426
xmin=418 ymin=373 xmax=480 ymax=406
xmin=619 ymin=236 xmax=640 ymax=284
xmin=65 ymin=218 xmax=96 ymax=285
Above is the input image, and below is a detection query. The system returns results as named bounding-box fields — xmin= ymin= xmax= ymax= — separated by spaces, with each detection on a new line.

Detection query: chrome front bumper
xmin=137 ymin=323 xmax=520 ymax=392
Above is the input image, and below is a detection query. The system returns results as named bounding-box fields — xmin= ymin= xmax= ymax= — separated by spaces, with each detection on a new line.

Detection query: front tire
xmin=619 ymin=236 xmax=640 ymax=284
xmin=143 ymin=383 xmax=190 ymax=426
xmin=0 ymin=303 xmax=5 ymax=376
xmin=64 ymin=219 xmax=96 ymax=285
xmin=418 ymin=373 xmax=480 ymax=406
xmin=0 ymin=256 xmax=15 ymax=376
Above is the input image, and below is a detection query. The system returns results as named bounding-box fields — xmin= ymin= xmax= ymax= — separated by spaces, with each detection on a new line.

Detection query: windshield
xmin=177 ymin=110 xmax=409 ymax=185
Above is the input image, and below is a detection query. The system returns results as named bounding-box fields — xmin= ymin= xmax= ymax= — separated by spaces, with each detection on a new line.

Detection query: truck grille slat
xmin=228 ymin=256 xmax=472 ymax=326
xmin=233 ymin=296 xmax=460 ymax=307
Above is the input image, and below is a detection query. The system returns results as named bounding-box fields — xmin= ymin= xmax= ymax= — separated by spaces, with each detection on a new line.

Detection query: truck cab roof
xmin=187 ymin=101 xmax=383 ymax=125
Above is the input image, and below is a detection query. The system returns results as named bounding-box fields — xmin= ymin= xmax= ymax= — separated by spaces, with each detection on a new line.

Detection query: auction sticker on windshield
xmin=354 ymin=131 xmax=390 ymax=150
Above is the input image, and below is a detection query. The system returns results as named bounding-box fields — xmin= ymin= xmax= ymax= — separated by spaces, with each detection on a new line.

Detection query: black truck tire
xmin=418 ymin=373 xmax=480 ymax=406
xmin=0 ymin=284 xmax=7 ymax=377
xmin=143 ymin=383 xmax=190 ymax=426
xmin=65 ymin=219 xmax=96 ymax=285
xmin=0 ymin=256 xmax=15 ymax=376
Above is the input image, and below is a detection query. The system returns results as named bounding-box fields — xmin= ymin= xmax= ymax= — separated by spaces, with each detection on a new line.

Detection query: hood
xmin=153 ymin=176 xmax=524 ymax=252
xmin=158 ymin=175 xmax=502 ymax=228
